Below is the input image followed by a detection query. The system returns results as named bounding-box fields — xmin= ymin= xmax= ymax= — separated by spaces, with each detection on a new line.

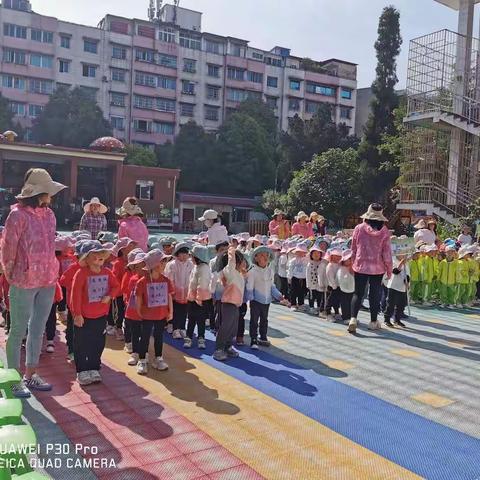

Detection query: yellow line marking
xmin=326 ymin=329 xmax=348 ymax=337
xmin=323 ymin=360 xmax=355 ymax=370
xmin=269 ymin=338 xmax=287 ymax=346
xmin=391 ymin=349 xmax=421 ymax=358
xmin=422 ymin=319 xmax=446 ymax=325
xmin=276 ymin=315 xmax=294 ymax=321
xmin=411 ymin=392 xmax=455 ymax=408
xmin=102 ymin=344 xmax=421 ymax=480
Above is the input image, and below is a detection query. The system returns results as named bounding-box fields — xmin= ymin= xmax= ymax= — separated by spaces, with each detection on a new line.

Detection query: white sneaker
xmin=128 ymin=353 xmax=139 ymax=366
xmin=106 ymin=325 xmax=115 ymax=336
xmin=89 ymin=370 xmax=102 ymax=383
xmin=77 ymin=371 xmax=92 ymax=386
xmin=46 ymin=341 xmax=55 ymax=353
xmin=291 ymin=306 xmax=299 ymax=312
xmin=326 ymin=314 xmax=336 ymax=323
xmin=167 ymin=323 xmax=174 ymax=334
xmin=318 ymin=311 xmax=327 ymax=319
xmin=347 ymin=318 xmax=357 ymax=333
xmin=137 ymin=360 xmax=148 ymax=375
xmin=115 ymin=328 xmax=124 ymax=341
xmin=151 ymin=357 xmax=168 ymax=371
xmin=172 ymin=329 xmax=183 ymax=339
xmin=124 ymin=342 xmax=133 ymax=354
xmin=368 ymin=320 xmax=381 ymax=330
xmin=180 ymin=329 xmax=187 ymax=338
xmin=198 ymin=338 xmax=206 ymax=349
xmin=183 ymin=337 xmax=192 ymax=349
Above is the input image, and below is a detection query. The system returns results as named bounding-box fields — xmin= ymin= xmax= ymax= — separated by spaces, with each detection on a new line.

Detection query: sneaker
xmin=394 ymin=320 xmax=406 ymax=328
xmin=334 ymin=314 xmax=343 ymax=323
xmin=213 ymin=349 xmax=228 ymax=361
xmin=180 ymin=329 xmax=187 ymax=338
xmin=448 ymin=304 xmax=456 ymax=309
xmin=166 ymin=323 xmax=174 ymax=334
xmin=368 ymin=320 xmax=381 ymax=331
xmin=12 ymin=380 xmax=31 ymax=398
xmin=151 ymin=357 xmax=168 ymax=371
xmin=250 ymin=339 xmax=259 ymax=350
xmin=383 ymin=319 xmax=394 ymax=328
xmin=226 ymin=346 xmax=240 ymax=358
xmin=318 ymin=310 xmax=327 ymax=319
xmin=258 ymin=338 xmax=271 ymax=347
xmin=137 ymin=360 xmax=148 ymax=375
xmin=128 ymin=353 xmax=139 ymax=366
xmin=124 ymin=342 xmax=133 ymax=354
xmin=172 ymin=329 xmax=183 ymax=339
xmin=347 ymin=318 xmax=357 ymax=334
xmin=24 ymin=374 xmax=52 ymax=392
xmin=77 ymin=371 xmax=92 ymax=386
xmin=198 ymin=338 xmax=206 ymax=349
xmin=115 ymin=328 xmax=124 ymax=341
xmin=89 ymin=370 xmax=102 ymax=383
xmin=106 ymin=325 xmax=115 ymax=336
xmin=236 ymin=336 xmax=245 ymax=346
xmin=46 ymin=341 xmax=55 ymax=353
xmin=183 ymin=337 xmax=192 ymax=349
xmin=326 ymin=314 xmax=336 ymax=323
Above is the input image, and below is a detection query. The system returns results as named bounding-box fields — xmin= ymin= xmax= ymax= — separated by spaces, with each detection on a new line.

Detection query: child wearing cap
xmin=306 ymin=245 xmax=327 ymax=316
xmin=438 ymin=246 xmax=458 ymax=308
xmin=277 ymin=243 xmax=290 ymax=300
xmin=135 ymin=249 xmax=173 ymax=374
xmin=71 ymin=241 xmax=120 ymax=385
xmin=337 ymin=250 xmax=355 ymax=324
xmin=383 ymin=253 xmax=409 ymax=327
xmin=55 ymin=236 xmax=75 ymax=322
xmin=165 ymin=242 xmax=194 ymax=340
xmin=185 ymin=246 xmax=212 ymax=350
xmin=325 ymin=249 xmax=343 ymax=322
xmin=287 ymin=243 xmax=309 ymax=311
xmin=468 ymin=247 xmax=479 ymax=306
xmin=408 ymin=250 xmax=422 ymax=304
xmin=456 ymin=248 xmax=471 ymax=308
xmin=209 ymin=241 xmax=229 ymax=334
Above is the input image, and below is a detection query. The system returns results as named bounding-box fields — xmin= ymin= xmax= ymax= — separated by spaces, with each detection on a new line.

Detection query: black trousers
xmin=107 ymin=296 xmax=125 ymax=329
xmin=139 ymin=319 xmax=166 ymax=359
xmin=351 ymin=273 xmax=384 ymax=322
xmin=125 ymin=318 xmax=142 ymax=354
xmin=339 ymin=291 xmax=353 ymax=321
xmin=308 ymin=290 xmax=325 ymax=310
xmin=326 ymin=287 xmax=341 ymax=314
xmin=74 ymin=316 xmax=107 ymax=373
xmin=204 ymin=299 xmax=215 ymax=322
xmin=216 ymin=303 xmax=239 ymax=351
xmin=290 ymin=277 xmax=306 ymax=306
xmin=214 ymin=300 xmax=223 ymax=332
xmin=249 ymin=300 xmax=270 ymax=341
xmin=4 ymin=310 xmax=10 ymax=332
xmin=380 ymin=285 xmax=388 ymax=312
xmin=173 ymin=301 xmax=188 ymax=331
xmin=57 ymin=287 xmax=67 ymax=312
xmin=66 ymin=311 xmax=74 ymax=354
xmin=45 ymin=303 xmax=57 ymax=341
xmin=237 ymin=303 xmax=247 ymax=337
xmin=279 ymin=276 xmax=289 ymax=298
xmin=186 ymin=301 xmax=207 ymax=339
xmin=384 ymin=289 xmax=407 ymax=322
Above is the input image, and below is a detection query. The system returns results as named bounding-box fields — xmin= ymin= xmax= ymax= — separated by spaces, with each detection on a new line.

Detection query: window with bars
xmin=112 ymin=45 xmax=127 ymax=59
xmin=181 ymin=80 xmax=195 ymax=95
xmin=111 ymin=92 xmax=126 ymax=107
xmin=180 ymin=103 xmax=194 ymax=117
xmin=82 ymin=64 xmax=97 ymax=77
xmin=206 ymin=85 xmax=220 ymax=100
xmin=28 ymin=79 xmax=53 ymax=94
xmin=136 ymin=48 xmax=155 ymax=63
xmin=183 ymin=58 xmax=196 ymax=73
xmin=156 ymin=98 xmax=176 ymax=113
xmin=205 ymin=105 xmax=219 ymax=121
xmin=134 ymin=95 xmax=154 ymax=110
xmin=135 ymin=72 xmax=157 ymax=87
xmin=84 ymin=39 xmax=98 ymax=54
xmin=158 ymin=53 xmax=177 ymax=68
xmin=179 ymin=32 xmax=201 ymax=50
xmin=111 ymin=68 xmax=126 ymax=82
xmin=288 ymin=98 xmax=301 ymax=111
xmin=207 ymin=64 xmax=220 ymax=78
xmin=226 ymin=88 xmax=247 ymax=102
xmin=267 ymin=76 xmax=278 ymax=88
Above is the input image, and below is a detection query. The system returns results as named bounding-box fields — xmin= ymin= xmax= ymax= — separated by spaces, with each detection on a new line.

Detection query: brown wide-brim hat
xmin=16 ymin=168 xmax=67 ymax=200
xmin=84 ymin=197 xmax=108 ymax=214
xmin=272 ymin=209 xmax=285 ymax=218
xmin=360 ymin=204 xmax=388 ymax=222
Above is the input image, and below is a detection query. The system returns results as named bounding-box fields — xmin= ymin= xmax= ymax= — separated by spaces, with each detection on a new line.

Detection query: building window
xmin=30 ymin=54 xmax=53 ymax=69
xmin=135 ymin=72 xmax=156 ymax=87
xmin=247 ymin=91 xmax=262 ymax=101
xmin=340 ymin=106 xmax=352 ymax=119
xmin=134 ymin=95 xmax=154 ymax=110
xmin=28 ymin=104 xmax=43 ymax=117
xmin=290 ymin=79 xmax=301 ymax=91
xmin=247 ymin=71 xmax=263 ymax=83
xmin=207 ymin=64 xmax=220 ymax=78
xmin=267 ymin=76 xmax=278 ymax=88
xmin=84 ymin=39 xmax=98 ymax=54
xmin=252 ymin=51 xmax=263 ymax=60
xmin=31 ymin=29 xmax=53 ymax=43
xmin=110 ymin=20 xmax=129 ymax=34
xmin=158 ymin=53 xmax=177 ymax=68
xmin=111 ymin=68 xmax=125 ymax=82
xmin=137 ymin=24 xmax=155 ymax=38
xmin=179 ymin=32 xmax=201 ymax=50
xmin=233 ymin=208 xmax=250 ymax=223
xmin=59 ymin=60 xmax=70 ymax=73
xmin=157 ymin=98 xmax=176 ymax=113
xmin=227 ymin=67 xmax=244 ymax=81
xmin=159 ymin=27 xmax=175 ymax=43
xmin=181 ymin=80 xmax=195 ymax=95
xmin=265 ymin=56 xmax=282 ymax=67
xmin=306 ymin=101 xmax=320 ymax=114
xmin=136 ymin=180 xmax=155 ymax=200
xmin=4 ymin=0 xmax=31 ymax=11
xmin=3 ymin=49 xmax=26 ymax=65
xmin=9 ymin=101 xmax=25 ymax=115
xmin=288 ymin=98 xmax=301 ymax=111
xmin=306 ymin=82 xmax=336 ymax=96
xmin=28 ymin=79 xmax=53 ymax=94
xmin=231 ymin=43 xmax=242 ymax=57
xmin=111 ymin=92 xmax=126 ymax=107
xmin=206 ymin=85 xmax=220 ymax=100
xmin=2 ymin=75 xmax=25 ymax=90
xmin=112 ymin=45 xmax=127 ymax=60
xmin=266 ymin=96 xmax=277 ymax=109
xmin=134 ymin=119 xmax=150 ymax=133
xmin=226 ymin=88 xmax=247 ymax=102
xmin=205 ymin=40 xmax=221 ymax=54
xmin=205 ymin=105 xmax=219 ymax=121
xmin=82 ymin=64 xmax=96 ymax=78
xmin=180 ymin=103 xmax=194 ymax=117
xmin=3 ymin=23 xmax=27 ymax=38
xmin=183 ymin=58 xmax=196 ymax=73
xmin=60 ymin=35 xmax=71 ymax=48
xmin=110 ymin=116 xmax=125 ymax=130
xmin=158 ymin=75 xmax=176 ymax=90
xmin=136 ymin=49 xmax=155 ymax=63
xmin=341 ymin=88 xmax=352 ymax=100
xmin=153 ymin=121 xmax=174 ymax=135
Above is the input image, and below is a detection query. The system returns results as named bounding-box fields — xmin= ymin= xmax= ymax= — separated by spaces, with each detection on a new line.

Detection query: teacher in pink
xmin=291 ymin=211 xmax=314 ymax=238
xmin=268 ymin=209 xmax=290 ymax=239
xmin=117 ymin=197 xmax=149 ymax=252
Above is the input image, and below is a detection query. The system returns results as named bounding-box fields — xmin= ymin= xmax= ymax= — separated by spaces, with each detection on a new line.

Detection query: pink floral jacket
xmin=1 ymin=204 xmax=58 ymax=289
xmin=118 ymin=216 xmax=148 ymax=252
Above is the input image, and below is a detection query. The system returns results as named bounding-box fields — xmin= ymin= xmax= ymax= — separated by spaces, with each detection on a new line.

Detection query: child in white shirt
xmin=337 ymin=249 xmax=355 ymax=323
xmin=306 ymin=245 xmax=328 ymax=315
xmin=384 ymin=254 xmax=409 ymax=328
xmin=287 ymin=243 xmax=309 ymax=311
xmin=325 ymin=249 xmax=343 ymax=322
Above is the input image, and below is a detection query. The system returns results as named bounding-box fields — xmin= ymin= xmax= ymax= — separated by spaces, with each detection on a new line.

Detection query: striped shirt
xmin=79 ymin=213 xmax=107 ymax=240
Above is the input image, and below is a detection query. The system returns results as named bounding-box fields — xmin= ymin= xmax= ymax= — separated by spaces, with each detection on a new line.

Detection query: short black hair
xmin=174 ymin=247 xmax=189 ymax=256
xmin=218 ymin=250 xmax=245 ymax=271
xmin=365 ymin=219 xmax=384 ymax=231
xmin=215 ymin=241 xmax=229 ymax=251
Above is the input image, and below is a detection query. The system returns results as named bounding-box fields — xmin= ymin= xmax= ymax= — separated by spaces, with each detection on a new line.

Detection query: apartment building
xmin=0 ymin=0 xmax=357 ymax=147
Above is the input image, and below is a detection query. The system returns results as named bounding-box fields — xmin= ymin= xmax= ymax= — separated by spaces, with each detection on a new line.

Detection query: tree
xmin=286 ymin=148 xmax=362 ymax=225
xmin=124 ymin=145 xmax=157 ymax=167
xmin=0 ymin=93 xmax=14 ymax=132
xmin=32 ymin=86 xmax=111 ymax=147
xmin=236 ymin=98 xmax=278 ymax=145
xmin=261 ymin=189 xmax=289 ymax=216
xmin=358 ymin=5 xmax=402 ymax=200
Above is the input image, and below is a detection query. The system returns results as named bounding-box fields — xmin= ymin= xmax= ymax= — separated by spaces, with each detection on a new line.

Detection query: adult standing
xmin=291 ymin=211 xmax=314 ymax=238
xmin=1 ymin=168 xmax=67 ymax=397
xmin=79 ymin=197 xmax=108 ymax=240
xmin=117 ymin=197 xmax=149 ymax=251
xmin=309 ymin=212 xmax=326 ymax=236
xmin=347 ymin=203 xmax=393 ymax=334
xmin=268 ymin=209 xmax=290 ymax=239
xmin=457 ymin=225 xmax=473 ymax=246
xmin=198 ymin=209 xmax=229 ymax=246
xmin=413 ymin=219 xmax=437 ymax=245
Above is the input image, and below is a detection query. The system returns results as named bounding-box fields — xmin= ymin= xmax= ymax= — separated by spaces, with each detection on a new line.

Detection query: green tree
xmin=32 ymin=86 xmax=111 ymax=147
xmin=0 ymin=93 xmax=14 ymax=132
xmin=124 ymin=145 xmax=157 ymax=167
xmin=236 ymin=98 xmax=278 ymax=144
xmin=286 ymin=148 xmax=362 ymax=225
xmin=261 ymin=189 xmax=289 ymax=216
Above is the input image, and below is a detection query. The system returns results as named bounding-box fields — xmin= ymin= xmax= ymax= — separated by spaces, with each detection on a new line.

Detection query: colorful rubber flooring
xmin=2 ymin=303 xmax=480 ymax=479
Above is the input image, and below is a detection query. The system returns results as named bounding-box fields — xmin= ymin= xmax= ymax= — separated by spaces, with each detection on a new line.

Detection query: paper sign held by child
xmin=391 ymin=236 xmax=416 ymax=255
xmin=87 ymin=275 xmax=109 ymax=303
xmin=147 ymin=282 xmax=168 ymax=307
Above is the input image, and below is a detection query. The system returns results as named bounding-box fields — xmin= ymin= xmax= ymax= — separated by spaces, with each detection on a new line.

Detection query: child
xmin=44 ymin=282 xmax=64 ymax=353
xmin=408 ymin=250 xmax=422 ymax=304
xmin=419 ymin=245 xmax=438 ymax=306
xmin=55 ymin=236 xmax=75 ymax=322
xmin=468 ymin=246 xmax=479 ymax=306
xmin=337 ymin=249 xmax=355 ymax=324
xmin=246 ymin=245 xmax=289 ymax=349
xmin=185 ymin=245 xmax=212 ymax=349
xmin=287 ymin=243 xmax=309 ymax=311
xmin=135 ymin=249 xmax=173 ymax=375
xmin=165 ymin=242 xmax=193 ymax=339
xmin=71 ymin=241 xmax=120 ymax=385
xmin=210 ymin=241 xmax=229 ymax=333
xmin=456 ymin=248 xmax=471 ymax=308
xmin=277 ymin=243 xmax=290 ymax=299
xmin=325 ymin=249 xmax=343 ymax=322
xmin=213 ymin=247 xmax=247 ymax=360
xmin=384 ymin=253 xmax=409 ymax=327
xmin=306 ymin=245 xmax=327 ymax=315
xmin=438 ymin=246 xmax=458 ymax=308
xmin=159 ymin=236 xmax=176 ymax=256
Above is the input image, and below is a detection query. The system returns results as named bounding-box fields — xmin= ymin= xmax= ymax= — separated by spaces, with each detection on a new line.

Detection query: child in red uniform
xmin=55 ymin=236 xmax=75 ymax=322
xmin=71 ymin=241 xmax=120 ymax=385
xmin=135 ymin=249 xmax=173 ymax=375
xmin=122 ymin=250 xmax=146 ymax=365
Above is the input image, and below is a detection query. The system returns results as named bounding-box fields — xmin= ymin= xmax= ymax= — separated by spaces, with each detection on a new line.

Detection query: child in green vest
xmin=438 ymin=246 xmax=458 ymax=308
xmin=468 ymin=248 xmax=479 ymax=306
xmin=409 ymin=250 xmax=422 ymax=304
xmin=421 ymin=245 xmax=440 ymax=306
xmin=457 ymin=248 xmax=472 ymax=308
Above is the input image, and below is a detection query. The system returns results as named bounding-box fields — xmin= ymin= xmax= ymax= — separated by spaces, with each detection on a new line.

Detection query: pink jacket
xmin=165 ymin=258 xmax=194 ymax=304
xmin=268 ymin=220 xmax=290 ymax=239
xmin=118 ymin=216 xmax=148 ymax=252
xmin=291 ymin=222 xmax=314 ymax=238
xmin=351 ymin=222 xmax=393 ymax=277
xmin=1 ymin=204 xmax=58 ymax=289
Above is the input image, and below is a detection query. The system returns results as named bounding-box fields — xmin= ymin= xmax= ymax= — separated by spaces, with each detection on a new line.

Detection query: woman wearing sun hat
xmin=1 ymin=168 xmax=67 ymax=397
xmin=198 ymin=209 xmax=229 ymax=246
xmin=268 ymin=209 xmax=290 ymax=239
xmin=309 ymin=212 xmax=326 ymax=236
xmin=117 ymin=197 xmax=149 ymax=252
xmin=347 ymin=203 xmax=393 ymax=334
xmin=413 ymin=218 xmax=437 ymax=246
xmin=291 ymin=211 xmax=314 ymax=238
xmin=79 ymin=197 xmax=108 ymax=240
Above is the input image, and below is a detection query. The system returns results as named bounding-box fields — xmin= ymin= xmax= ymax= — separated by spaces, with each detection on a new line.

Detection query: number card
xmin=147 ymin=282 xmax=168 ymax=308
xmin=88 ymin=275 xmax=109 ymax=303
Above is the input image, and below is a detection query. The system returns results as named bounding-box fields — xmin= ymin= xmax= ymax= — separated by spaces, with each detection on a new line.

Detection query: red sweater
xmin=124 ymin=274 xmax=141 ymax=321
xmin=112 ymin=257 xmax=127 ymax=283
xmin=71 ymin=266 xmax=120 ymax=319
xmin=136 ymin=274 xmax=173 ymax=321
xmin=58 ymin=253 xmax=76 ymax=277
xmin=121 ymin=270 xmax=133 ymax=302
xmin=59 ymin=262 xmax=81 ymax=309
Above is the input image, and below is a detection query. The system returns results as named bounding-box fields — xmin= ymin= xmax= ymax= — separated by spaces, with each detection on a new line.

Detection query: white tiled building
xmin=0 ymin=0 xmax=358 ymax=146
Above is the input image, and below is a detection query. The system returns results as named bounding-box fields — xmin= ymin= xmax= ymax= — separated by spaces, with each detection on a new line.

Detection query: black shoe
xmin=394 ymin=320 xmax=406 ymax=328
xmin=258 ymin=338 xmax=271 ymax=347
xmin=250 ymin=338 xmax=259 ymax=350
xmin=383 ymin=319 xmax=394 ymax=328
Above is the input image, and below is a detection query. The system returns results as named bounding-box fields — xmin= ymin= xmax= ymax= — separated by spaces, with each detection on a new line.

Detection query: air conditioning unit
xmin=102 ymin=76 xmax=108 ymax=82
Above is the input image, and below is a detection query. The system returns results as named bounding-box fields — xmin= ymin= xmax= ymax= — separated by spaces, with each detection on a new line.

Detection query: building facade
xmin=0 ymin=0 xmax=357 ymax=148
